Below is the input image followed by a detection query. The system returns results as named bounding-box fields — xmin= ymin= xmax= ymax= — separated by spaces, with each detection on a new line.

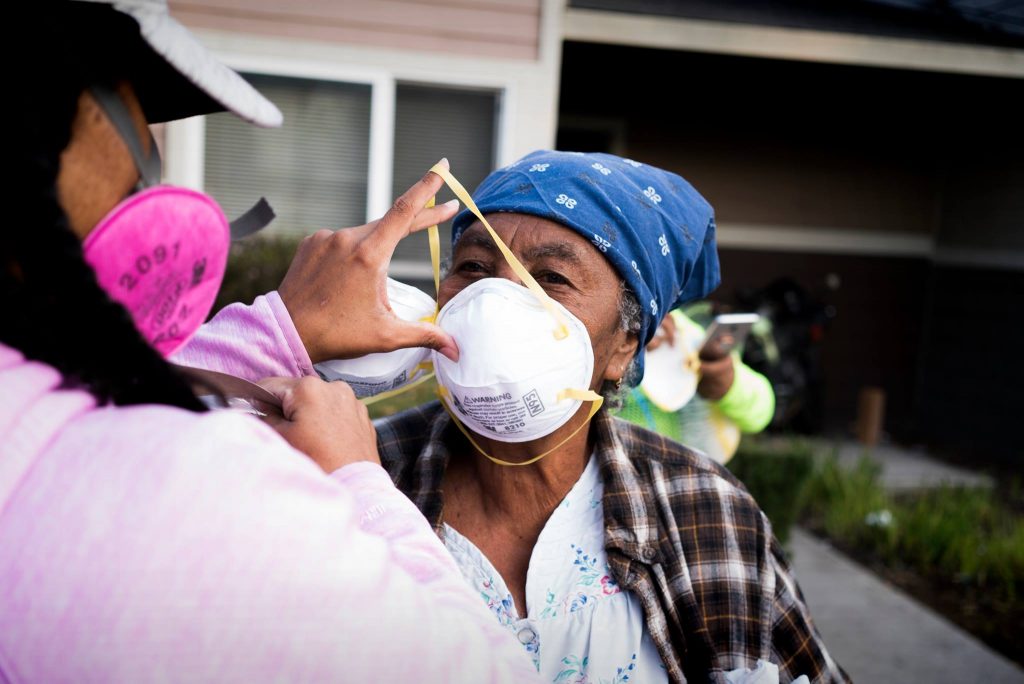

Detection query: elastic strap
xmin=90 ymin=84 xmax=161 ymax=188
xmin=361 ymin=367 xmax=436 ymax=406
xmin=229 ymin=197 xmax=276 ymax=240
xmin=425 ymin=196 xmax=442 ymax=311
xmin=430 ymin=163 xmax=570 ymax=340
xmin=438 ymin=385 xmax=603 ymax=467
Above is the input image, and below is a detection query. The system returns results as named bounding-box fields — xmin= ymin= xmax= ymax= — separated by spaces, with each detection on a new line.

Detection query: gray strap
xmin=229 ymin=197 xmax=276 ymax=240
xmin=92 ymin=85 xmax=274 ymax=238
xmin=90 ymin=85 xmax=162 ymax=187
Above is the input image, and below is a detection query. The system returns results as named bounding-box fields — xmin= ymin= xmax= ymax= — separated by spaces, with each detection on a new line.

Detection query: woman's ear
xmin=603 ymin=332 xmax=639 ymax=383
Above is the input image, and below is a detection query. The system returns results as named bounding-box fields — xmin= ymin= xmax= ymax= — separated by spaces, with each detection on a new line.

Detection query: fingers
xmin=297 ymin=228 xmax=334 ymax=256
xmin=258 ymin=376 xmax=299 ymax=403
xmin=260 ymin=410 xmax=289 ymax=431
xmin=257 ymin=376 xmax=325 ymax=417
xmin=699 ymin=339 xmax=728 ymax=361
xmin=379 ymin=319 xmax=459 ymax=362
xmin=255 ymin=376 xmax=378 ymax=471
xmin=407 ymin=199 xmax=460 ymax=234
xmin=373 ymin=159 xmax=451 ymax=247
xmin=697 ymin=355 xmax=735 ymax=400
xmin=663 ymin=319 xmax=677 ymax=348
xmin=349 ymin=198 xmax=458 ymax=247
xmin=699 ymin=355 xmax=733 ymax=377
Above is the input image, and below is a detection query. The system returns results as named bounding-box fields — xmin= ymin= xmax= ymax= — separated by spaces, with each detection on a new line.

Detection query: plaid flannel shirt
xmin=375 ymin=402 xmax=849 ymax=684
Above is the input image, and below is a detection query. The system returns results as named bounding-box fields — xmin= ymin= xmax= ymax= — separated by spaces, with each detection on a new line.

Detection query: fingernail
xmin=439 ymin=157 xmax=449 ymax=169
xmin=443 ymin=198 xmax=459 ymax=210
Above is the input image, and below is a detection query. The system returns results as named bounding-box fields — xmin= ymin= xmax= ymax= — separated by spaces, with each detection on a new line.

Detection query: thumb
xmin=380 ymin=318 xmax=460 ymax=362
xmin=260 ymin=410 xmax=290 ymax=433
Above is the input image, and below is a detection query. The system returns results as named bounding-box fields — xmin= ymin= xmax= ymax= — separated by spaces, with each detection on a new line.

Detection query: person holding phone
xmin=616 ymin=307 xmax=775 ymax=463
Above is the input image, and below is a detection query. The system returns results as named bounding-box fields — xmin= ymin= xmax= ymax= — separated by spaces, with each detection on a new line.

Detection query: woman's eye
xmin=537 ymin=271 xmax=570 ymax=286
xmin=456 ymin=260 xmax=488 ymax=275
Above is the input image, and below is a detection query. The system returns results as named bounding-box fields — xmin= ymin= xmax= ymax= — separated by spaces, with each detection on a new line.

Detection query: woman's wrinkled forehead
xmin=453 ymin=214 xmax=613 ymax=276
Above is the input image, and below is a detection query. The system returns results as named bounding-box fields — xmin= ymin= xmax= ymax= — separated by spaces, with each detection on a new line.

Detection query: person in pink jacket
xmin=0 ymin=1 xmax=537 ymax=681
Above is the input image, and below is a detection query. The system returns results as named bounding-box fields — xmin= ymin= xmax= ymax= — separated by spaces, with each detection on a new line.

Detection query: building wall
xmin=558 ymin=41 xmax=1023 ymax=453
xmin=939 ymin=158 xmax=1024 ymax=258
xmin=163 ymin=0 xmax=567 ymax=244
xmin=559 ymin=43 xmax=951 ymax=249
xmin=171 ymin=0 xmax=543 ymax=59
xmin=568 ymin=0 xmax=1024 ymax=49
xmin=913 ymin=265 xmax=1022 ymax=463
xmin=714 ymin=249 xmax=931 ymax=438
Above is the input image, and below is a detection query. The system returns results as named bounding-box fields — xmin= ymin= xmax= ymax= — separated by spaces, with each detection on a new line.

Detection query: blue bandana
xmin=451 ymin=150 xmax=720 ymax=383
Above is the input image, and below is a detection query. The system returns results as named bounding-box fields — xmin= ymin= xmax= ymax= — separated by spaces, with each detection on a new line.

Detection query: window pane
xmin=205 ymin=74 xmax=371 ymax=236
xmin=391 ymin=83 xmax=498 ymax=281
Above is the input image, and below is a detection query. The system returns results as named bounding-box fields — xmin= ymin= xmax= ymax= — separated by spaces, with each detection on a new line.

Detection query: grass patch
xmin=366 ymin=376 xmax=440 ymax=419
xmin=800 ymin=454 xmax=1024 ymax=664
xmin=726 ymin=437 xmax=815 ymax=545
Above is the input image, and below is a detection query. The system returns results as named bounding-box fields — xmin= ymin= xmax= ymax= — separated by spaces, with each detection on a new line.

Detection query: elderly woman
xmin=181 ymin=151 xmax=846 ymax=683
xmin=374 ymin=151 xmax=848 ymax=684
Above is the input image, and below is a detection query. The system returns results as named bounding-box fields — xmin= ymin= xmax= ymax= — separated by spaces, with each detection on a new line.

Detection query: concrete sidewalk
xmin=789 ymin=528 xmax=1023 ymax=683
xmin=832 ymin=440 xmax=994 ymax=492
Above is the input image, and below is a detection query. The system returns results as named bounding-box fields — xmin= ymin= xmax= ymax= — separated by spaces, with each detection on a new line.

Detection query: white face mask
xmin=314 ymin=278 xmax=435 ymax=398
xmin=639 ymin=315 xmax=703 ymax=411
xmin=432 ymin=277 xmax=599 ymax=444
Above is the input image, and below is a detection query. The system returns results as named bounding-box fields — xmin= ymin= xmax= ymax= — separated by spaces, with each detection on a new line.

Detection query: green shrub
xmin=802 ymin=455 xmax=895 ymax=551
xmin=213 ymin=236 xmax=302 ymax=314
xmin=801 ymin=456 xmax=1024 ymax=599
xmin=367 ymin=376 xmax=440 ymax=419
xmin=892 ymin=486 xmax=1024 ymax=598
xmin=726 ymin=437 xmax=815 ymax=544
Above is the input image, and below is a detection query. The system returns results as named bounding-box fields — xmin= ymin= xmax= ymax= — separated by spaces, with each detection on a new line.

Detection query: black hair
xmin=1 ymin=2 xmax=206 ymax=411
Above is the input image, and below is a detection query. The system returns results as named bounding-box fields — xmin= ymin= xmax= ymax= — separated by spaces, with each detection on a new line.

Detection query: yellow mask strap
xmin=425 ymin=196 xmax=442 ymax=316
xmin=371 ymin=165 xmax=603 ymax=457
xmin=438 ymin=386 xmax=603 ymax=467
xmin=430 ymin=163 xmax=569 ymax=340
xmin=360 ymin=363 xmax=436 ymax=407
xmin=429 ymin=164 xmax=604 ymax=465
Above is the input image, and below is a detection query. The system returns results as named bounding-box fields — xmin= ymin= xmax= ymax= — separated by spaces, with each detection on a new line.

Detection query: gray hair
xmin=599 ymin=281 xmax=643 ymax=411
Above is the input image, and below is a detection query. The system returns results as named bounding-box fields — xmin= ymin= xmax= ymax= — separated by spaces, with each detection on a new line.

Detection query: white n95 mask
xmin=426 ymin=162 xmax=604 ymax=467
xmin=315 ymin=277 xmax=435 ymax=398
xmin=640 ymin=314 xmax=703 ymax=412
xmin=432 ymin=277 xmax=598 ymax=445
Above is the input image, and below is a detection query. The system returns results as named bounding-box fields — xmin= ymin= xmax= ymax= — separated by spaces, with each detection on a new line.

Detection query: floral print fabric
xmin=443 ymin=456 xmax=667 ymax=683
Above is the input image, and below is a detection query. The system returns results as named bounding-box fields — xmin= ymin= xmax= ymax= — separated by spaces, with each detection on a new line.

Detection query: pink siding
xmin=171 ymin=0 xmax=542 ymax=60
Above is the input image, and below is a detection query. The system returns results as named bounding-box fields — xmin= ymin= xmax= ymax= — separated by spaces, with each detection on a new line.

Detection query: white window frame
xmin=163 ymin=1 xmax=567 ymax=278
xmin=165 ymin=49 xmax=512 ymax=226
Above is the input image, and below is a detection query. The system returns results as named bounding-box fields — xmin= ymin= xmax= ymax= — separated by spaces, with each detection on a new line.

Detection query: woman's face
xmin=439 ymin=213 xmax=639 ymax=389
xmin=57 ymin=82 xmax=151 ymax=241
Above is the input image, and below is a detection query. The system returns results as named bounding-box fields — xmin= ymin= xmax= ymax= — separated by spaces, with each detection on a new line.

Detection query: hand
xmin=646 ymin=314 xmax=677 ymax=351
xmin=259 ymin=376 xmax=378 ymax=473
xmin=697 ymin=340 xmax=735 ymax=400
xmin=278 ymin=160 xmax=460 ymax=364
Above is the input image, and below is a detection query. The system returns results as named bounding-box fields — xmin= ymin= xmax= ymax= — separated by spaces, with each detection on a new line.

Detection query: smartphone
xmin=699 ymin=313 xmax=760 ymax=355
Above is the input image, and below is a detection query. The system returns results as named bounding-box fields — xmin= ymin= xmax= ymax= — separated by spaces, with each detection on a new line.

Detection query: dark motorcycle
xmin=734 ymin=278 xmax=835 ymax=434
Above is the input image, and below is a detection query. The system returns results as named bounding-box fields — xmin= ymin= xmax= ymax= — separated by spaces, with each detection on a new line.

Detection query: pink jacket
xmin=0 ymin=292 xmax=537 ymax=682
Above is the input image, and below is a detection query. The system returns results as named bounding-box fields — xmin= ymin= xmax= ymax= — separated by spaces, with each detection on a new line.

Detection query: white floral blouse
xmin=443 ymin=456 xmax=669 ymax=684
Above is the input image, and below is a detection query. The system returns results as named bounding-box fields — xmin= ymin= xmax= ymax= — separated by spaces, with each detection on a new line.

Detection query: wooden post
xmin=856 ymin=386 xmax=886 ymax=447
